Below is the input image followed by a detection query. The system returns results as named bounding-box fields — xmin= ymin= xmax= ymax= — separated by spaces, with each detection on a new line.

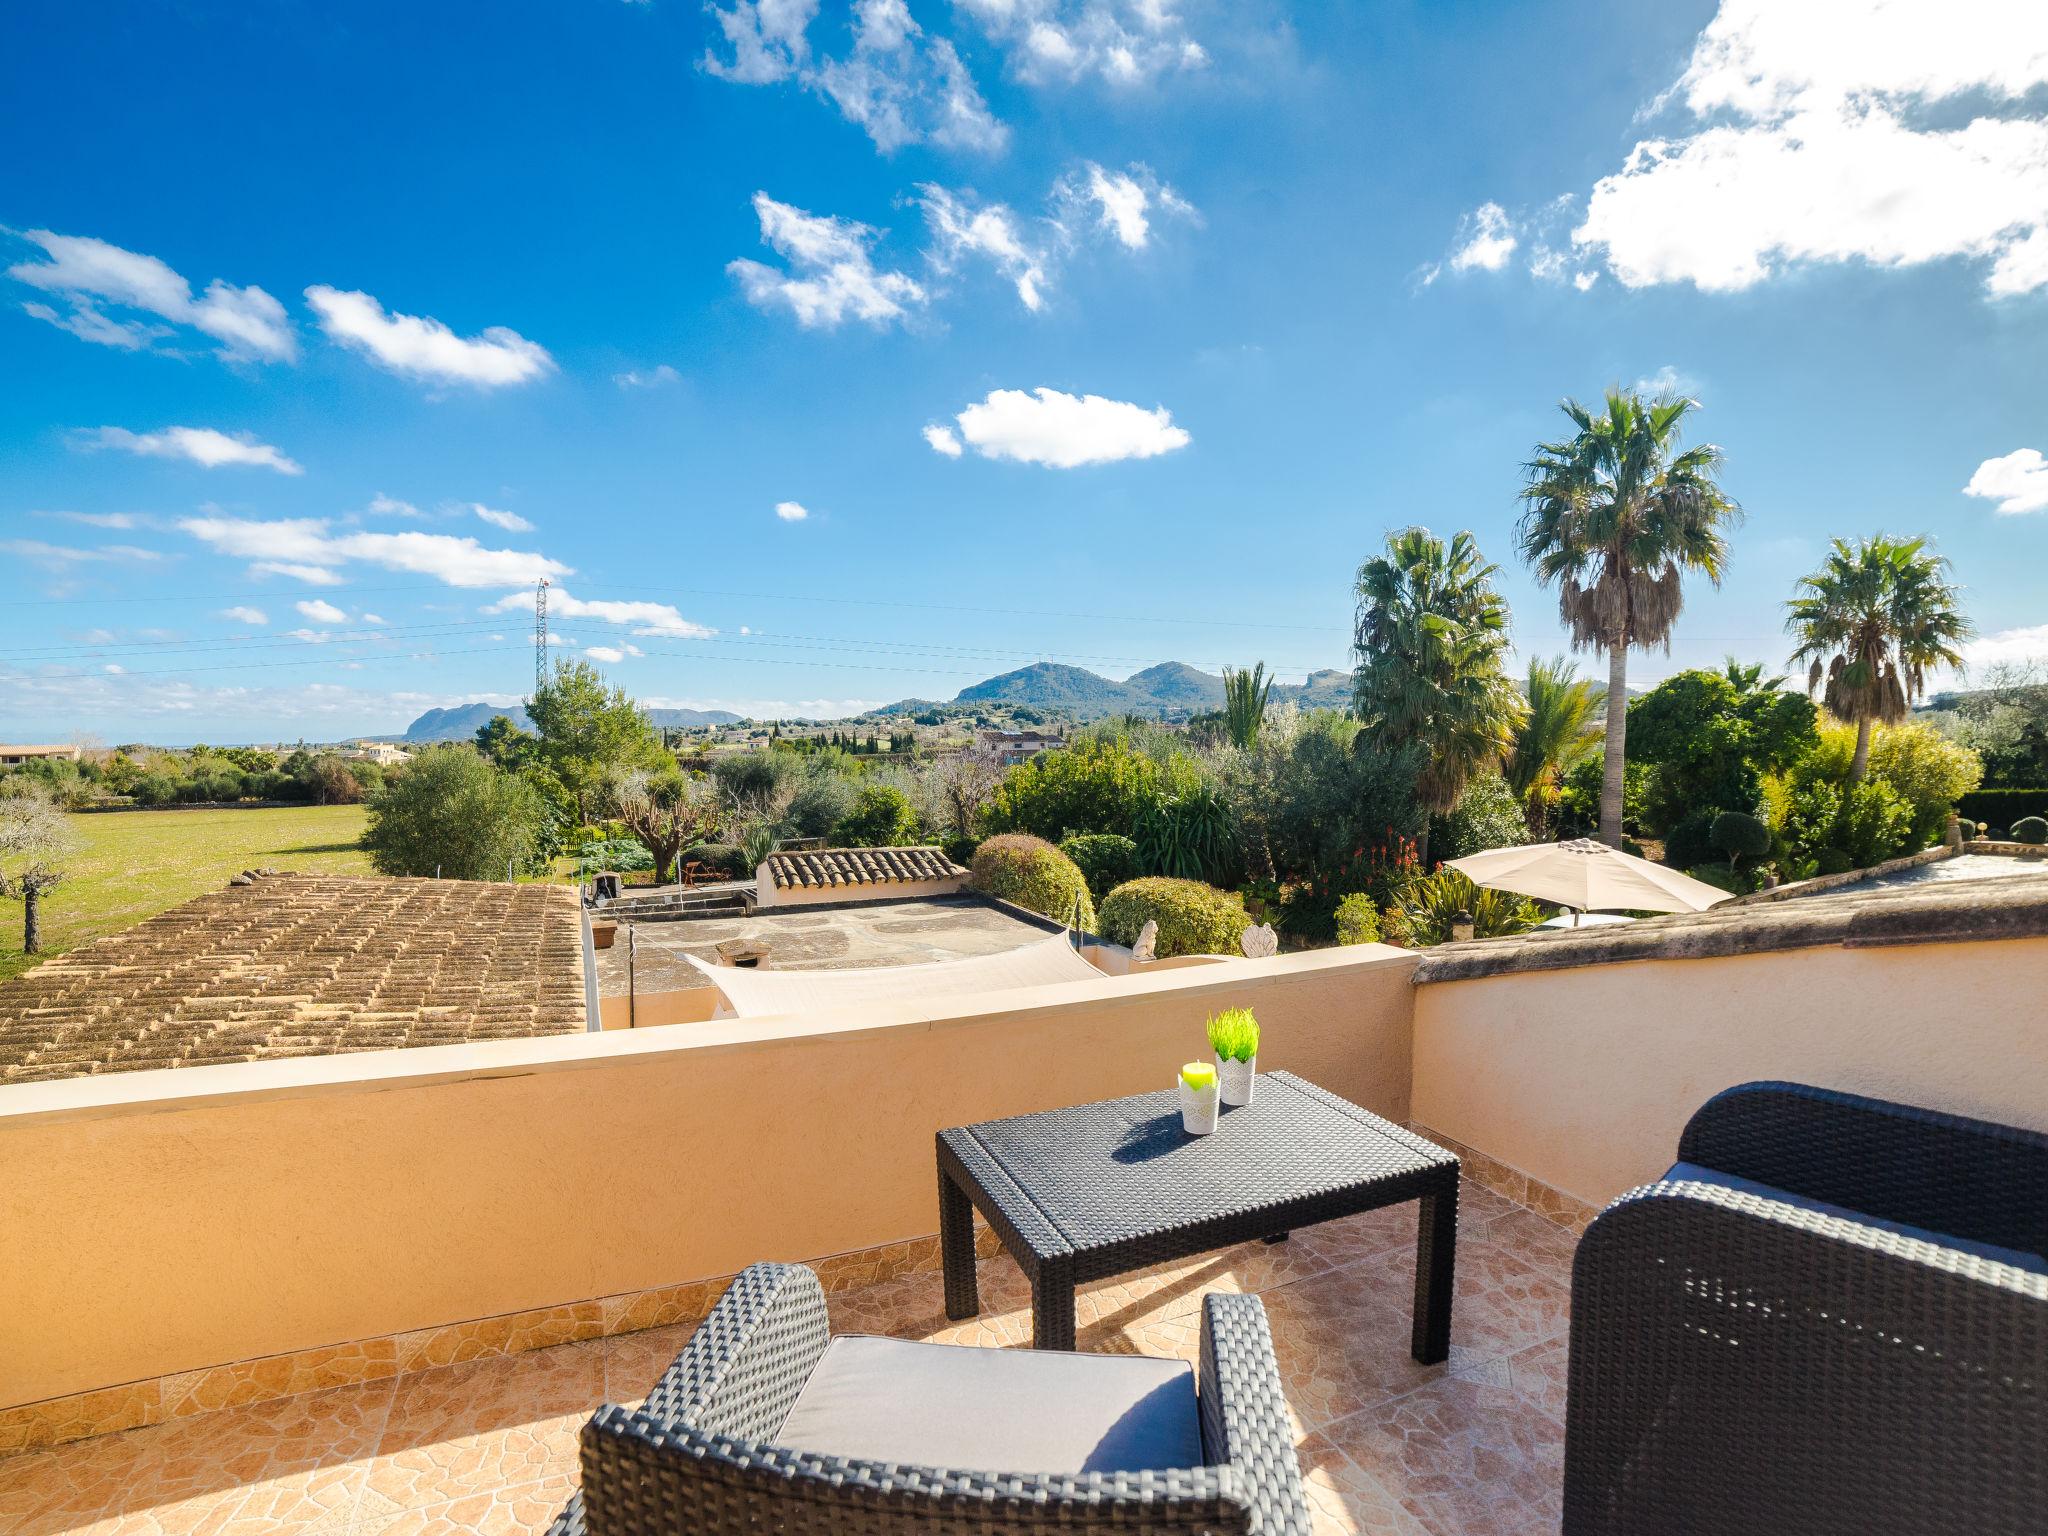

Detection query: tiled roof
xmin=0 ymin=874 xmax=588 ymax=1084
xmin=764 ymin=846 xmax=968 ymax=891
xmin=1413 ymin=868 xmax=2048 ymax=984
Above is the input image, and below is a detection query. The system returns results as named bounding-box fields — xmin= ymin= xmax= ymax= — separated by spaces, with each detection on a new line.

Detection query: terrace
xmin=2 ymin=871 xmax=2044 ymax=1535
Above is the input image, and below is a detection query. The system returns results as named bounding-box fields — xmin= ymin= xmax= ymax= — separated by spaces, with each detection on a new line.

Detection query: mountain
xmin=879 ymin=662 xmax=1356 ymax=721
xmin=401 ymin=701 xmax=740 ymax=742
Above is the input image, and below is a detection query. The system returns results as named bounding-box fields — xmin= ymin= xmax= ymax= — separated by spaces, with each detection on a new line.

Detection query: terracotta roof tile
xmin=763 ymin=846 xmax=967 ymax=891
xmin=0 ymin=874 xmax=587 ymax=1084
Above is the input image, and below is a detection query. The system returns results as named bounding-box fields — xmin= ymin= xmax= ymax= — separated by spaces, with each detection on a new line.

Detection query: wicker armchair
xmin=1564 ymin=1081 xmax=2048 ymax=1536
xmin=547 ymin=1261 xmax=1311 ymax=1536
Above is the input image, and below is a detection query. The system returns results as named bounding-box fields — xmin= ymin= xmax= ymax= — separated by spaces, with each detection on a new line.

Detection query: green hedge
xmin=970 ymin=834 xmax=1096 ymax=928
xmin=1058 ymin=832 xmax=1141 ymax=898
xmin=1956 ymin=788 xmax=2048 ymax=825
xmin=1098 ymin=877 xmax=1251 ymax=958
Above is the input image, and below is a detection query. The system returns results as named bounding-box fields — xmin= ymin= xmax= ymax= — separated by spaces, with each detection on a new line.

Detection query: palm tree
xmin=1221 ymin=662 xmax=1274 ymax=749
xmin=1505 ymin=656 xmax=1605 ymax=837
xmin=1518 ymin=389 xmax=1740 ymax=846
xmin=1784 ymin=535 xmax=1972 ymax=780
xmin=1353 ymin=527 xmax=1525 ymax=864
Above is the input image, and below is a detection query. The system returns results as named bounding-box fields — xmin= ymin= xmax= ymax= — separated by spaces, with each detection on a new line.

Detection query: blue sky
xmin=4 ymin=0 xmax=2046 ymax=744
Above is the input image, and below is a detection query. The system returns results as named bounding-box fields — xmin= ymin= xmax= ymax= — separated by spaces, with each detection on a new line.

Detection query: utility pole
xmin=534 ymin=577 xmax=550 ymax=698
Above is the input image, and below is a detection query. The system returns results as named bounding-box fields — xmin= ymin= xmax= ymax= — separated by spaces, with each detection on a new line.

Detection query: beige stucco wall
xmin=1412 ymin=935 xmax=2048 ymax=1208
xmin=753 ymin=873 xmax=968 ymax=908
xmin=0 ymin=944 xmax=1417 ymax=1410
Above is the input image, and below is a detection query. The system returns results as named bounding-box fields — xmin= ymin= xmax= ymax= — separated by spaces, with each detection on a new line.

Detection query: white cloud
xmin=1449 ymin=202 xmax=1518 ymax=273
xmin=586 ymin=645 xmax=627 ymax=663
xmin=253 ymin=561 xmax=346 ymax=586
xmin=180 ymin=515 xmax=572 ymax=589
xmin=729 ymin=192 xmax=926 ymax=327
xmin=945 ymin=386 xmax=1190 ymax=468
xmin=1964 ymin=623 xmax=2048 ymax=669
xmin=286 ymin=628 xmax=335 ymax=645
xmin=1570 ymin=0 xmax=2048 ymax=296
xmin=1964 ymin=448 xmax=2048 ymax=514
xmin=924 ymin=423 xmax=964 ymax=456
xmin=471 ymin=503 xmax=535 ymax=532
xmin=366 ymin=494 xmax=423 ymax=518
xmin=1635 ymin=365 xmax=1702 ymax=398
xmin=41 ymin=510 xmax=149 ymax=530
xmin=219 ymin=606 xmax=268 ymax=625
xmin=7 ymin=229 xmax=295 ymax=362
xmin=0 ymin=539 xmax=163 ymax=571
xmin=958 ymin=0 xmax=1210 ymax=88
xmin=775 ymin=500 xmax=811 ymax=521
xmin=304 ymin=285 xmax=554 ymax=387
xmin=917 ymin=186 xmax=1048 ymax=309
xmin=104 ymin=664 xmax=124 ymax=675
xmin=361 ymin=613 xmax=387 ymax=625
xmin=79 ymin=425 xmax=303 ymax=474
xmin=614 ymin=364 xmax=681 ymax=388
xmin=707 ymin=0 xmax=1006 ymax=154
xmin=296 ymin=599 xmax=349 ymax=624
xmin=703 ymin=0 xmax=817 ymax=82
xmin=643 ymin=694 xmax=883 ymax=718
xmin=482 ymin=587 xmax=713 ymax=639
xmin=1082 ymin=164 xmax=1146 ymax=247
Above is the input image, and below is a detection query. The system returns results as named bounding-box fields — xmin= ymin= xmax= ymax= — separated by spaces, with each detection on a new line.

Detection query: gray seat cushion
xmin=775 ymin=1334 xmax=1203 ymax=1475
xmin=1664 ymin=1162 xmax=2047 ymax=1276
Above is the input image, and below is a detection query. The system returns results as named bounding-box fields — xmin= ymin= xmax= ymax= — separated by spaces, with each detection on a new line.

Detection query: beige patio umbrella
xmin=1447 ymin=838 xmax=1734 ymax=919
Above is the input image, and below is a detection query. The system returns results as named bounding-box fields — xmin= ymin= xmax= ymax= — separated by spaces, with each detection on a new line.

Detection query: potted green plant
xmin=1179 ymin=1059 xmax=1219 ymax=1135
xmin=1208 ymin=1007 xmax=1260 ymax=1105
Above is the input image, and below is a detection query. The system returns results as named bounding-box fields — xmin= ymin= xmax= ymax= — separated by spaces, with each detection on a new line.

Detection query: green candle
xmin=1180 ymin=1060 xmax=1216 ymax=1091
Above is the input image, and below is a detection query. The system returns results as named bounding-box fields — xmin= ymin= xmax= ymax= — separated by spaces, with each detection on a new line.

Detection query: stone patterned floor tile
xmin=349 ymin=1471 xmax=575 ymax=1536
xmin=6 ymin=1185 xmax=1584 ymax=1536
xmin=1322 ymin=1375 xmax=1567 ymax=1536
xmin=1297 ymin=1431 xmax=1432 ymax=1536
xmin=1259 ymin=1231 xmax=1572 ymax=1430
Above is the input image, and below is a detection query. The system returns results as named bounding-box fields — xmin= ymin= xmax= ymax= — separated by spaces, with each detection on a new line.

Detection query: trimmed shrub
xmin=1957 ymin=788 xmax=2048 ymax=826
xmin=1661 ymin=809 xmax=1721 ymax=872
xmin=1813 ymin=846 xmax=1854 ymax=876
xmin=1710 ymin=810 xmax=1771 ymax=866
xmin=1099 ymin=877 xmax=1250 ymax=958
xmin=1059 ymin=832 xmax=1141 ymax=899
xmin=971 ymin=834 xmax=1096 ymax=928
xmin=2014 ymin=816 xmax=2048 ymax=845
xmin=942 ymin=833 xmax=979 ymax=869
xmin=683 ymin=842 xmax=750 ymax=880
xmin=1334 ymin=892 xmax=1381 ymax=946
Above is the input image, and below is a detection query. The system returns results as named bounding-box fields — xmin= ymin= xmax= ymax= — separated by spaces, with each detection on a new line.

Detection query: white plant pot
xmin=1180 ymin=1078 xmax=1219 ymax=1135
xmin=1217 ymin=1055 xmax=1256 ymax=1106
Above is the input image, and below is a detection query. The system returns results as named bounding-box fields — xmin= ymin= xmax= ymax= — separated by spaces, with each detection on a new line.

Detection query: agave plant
xmin=1381 ymin=868 xmax=1539 ymax=948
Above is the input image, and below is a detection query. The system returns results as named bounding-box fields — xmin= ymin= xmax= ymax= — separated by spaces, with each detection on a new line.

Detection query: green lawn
xmin=0 ymin=804 xmax=374 ymax=980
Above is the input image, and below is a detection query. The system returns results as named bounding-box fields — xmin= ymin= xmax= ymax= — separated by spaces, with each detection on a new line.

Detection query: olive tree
xmin=606 ymin=767 xmax=721 ymax=885
xmin=0 ymin=784 xmax=77 ymax=954
xmin=362 ymin=746 xmax=544 ymax=880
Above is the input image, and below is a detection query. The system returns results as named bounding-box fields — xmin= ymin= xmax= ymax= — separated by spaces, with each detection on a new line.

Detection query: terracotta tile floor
xmin=2 ymin=1180 xmax=1575 ymax=1536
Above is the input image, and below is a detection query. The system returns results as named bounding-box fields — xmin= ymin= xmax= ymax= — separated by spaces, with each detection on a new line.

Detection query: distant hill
xmin=880 ymin=662 xmax=1355 ymax=721
xmin=401 ymin=701 xmax=740 ymax=742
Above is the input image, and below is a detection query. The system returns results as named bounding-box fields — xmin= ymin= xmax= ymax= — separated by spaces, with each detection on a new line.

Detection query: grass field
xmin=0 ymin=804 xmax=373 ymax=981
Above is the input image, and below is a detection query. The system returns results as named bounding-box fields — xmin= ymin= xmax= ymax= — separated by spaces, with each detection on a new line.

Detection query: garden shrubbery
xmin=1098 ymin=876 xmax=1251 ymax=958
xmin=2014 ymin=816 xmax=2048 ymax=845
xmin=970 ymin=834 xmax=1096 ymax=927
xmin=1380 ymin=868 xmax=1539 ymax=947
xmin=1334 ymin=892 xmax=1381 ymax=946
xmin=683 ymin=842 xmax=751 ymax=879
xmin=1058 ymin=832 xmax=1141 ymax=899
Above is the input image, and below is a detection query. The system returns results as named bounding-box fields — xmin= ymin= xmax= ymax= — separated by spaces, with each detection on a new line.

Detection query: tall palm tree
xmin=1505 ymin=656 xmax=1605 ymax=837
xmin=1221 ymin=661 xmax=1274 ymax=749
xmin=1784 ymin=535 xmax=1972 ymax=780
xmin=1353 ymin=527 xmax=1524 ymax=864
xmin=1517 ymin=389 xmax=1740 ymax=846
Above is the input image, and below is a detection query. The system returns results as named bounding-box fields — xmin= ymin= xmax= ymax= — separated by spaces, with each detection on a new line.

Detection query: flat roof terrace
xmin=593 ymin=893 xmax=1062 ymax=1000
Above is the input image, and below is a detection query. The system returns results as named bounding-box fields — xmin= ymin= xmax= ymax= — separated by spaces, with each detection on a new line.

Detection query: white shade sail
xmin=1448 ymin=838 xmax=1734 ymax=915
xmin=681 ymin=934 xmax=1103 ymax=1020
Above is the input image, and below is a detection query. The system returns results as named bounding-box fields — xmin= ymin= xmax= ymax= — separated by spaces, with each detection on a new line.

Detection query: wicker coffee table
xmin=938 ymin=1070 xmax=1459 ymax=1356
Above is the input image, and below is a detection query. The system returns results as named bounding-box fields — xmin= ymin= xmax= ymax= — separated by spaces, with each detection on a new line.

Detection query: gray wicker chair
xmin=547 ymin=1260 xmax=1311 ymax=1535
xmin=1564 ymin=1080 xmax=2048 ymax=1536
